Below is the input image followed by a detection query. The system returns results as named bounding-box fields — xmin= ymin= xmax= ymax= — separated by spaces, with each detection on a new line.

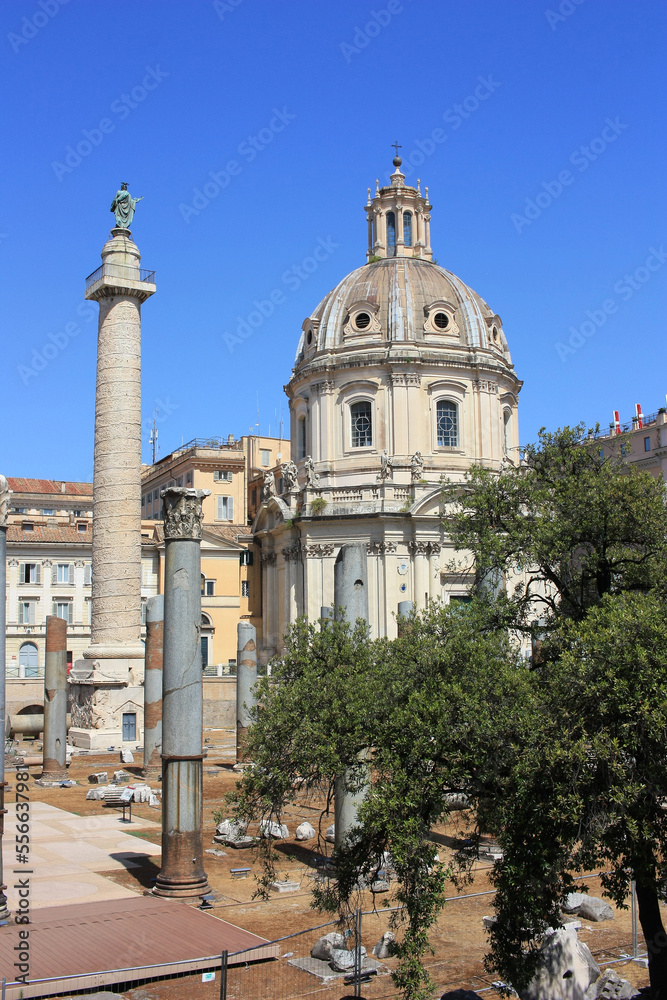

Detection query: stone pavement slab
xmin=2 ymin=800 xmax=161 ymax=910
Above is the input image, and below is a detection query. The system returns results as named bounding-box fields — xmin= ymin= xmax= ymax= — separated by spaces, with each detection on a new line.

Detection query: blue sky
xmin=1 ymin=0 xmax=665 ymax=481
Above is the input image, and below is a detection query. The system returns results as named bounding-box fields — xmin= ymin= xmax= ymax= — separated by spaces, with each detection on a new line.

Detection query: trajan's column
xmin=69 ymin=185 xmax=155 ymax=749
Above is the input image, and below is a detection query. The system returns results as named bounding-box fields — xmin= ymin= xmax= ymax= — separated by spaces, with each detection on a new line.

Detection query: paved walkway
xmin=2 ymin=800 xmax=161 ymax=910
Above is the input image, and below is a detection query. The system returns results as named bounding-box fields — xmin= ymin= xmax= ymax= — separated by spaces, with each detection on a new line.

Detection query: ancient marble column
xmin=153 ymin=487 xmax=211 ymax=899
xmin=0 ymin=475 xmax=11 ymax=920
xmin=40 ymin=616 xmax=68 ymax=782
xmin=69 ymin=225 xmax=155 ymax=748
xmin=333 ymin=543 xmax=370 ymax=850
xmin=235 ymin=622 xmax=257 ymax=765
xmin=142 ymin=595 xmax=163 ymax=777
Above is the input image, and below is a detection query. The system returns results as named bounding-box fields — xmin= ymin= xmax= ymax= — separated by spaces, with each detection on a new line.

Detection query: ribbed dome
xmin=294 ymin=257 xmax=512 ymax=369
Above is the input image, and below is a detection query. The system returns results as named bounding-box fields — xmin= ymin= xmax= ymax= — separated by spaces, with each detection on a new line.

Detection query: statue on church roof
xmin=111 ymin=182 xmax=143 ymax=229
xmin=281 ymin=460 xmax=299 ymax=493
xmin=263 ymin=470 xmax=276 ymax=500
xmin=411 ymin=451 xmax=424 ymax=483
xmin=377 ymin=450 xmax=394 ymax=482
xmin=304 ymin=456 xmax=320 ymax=488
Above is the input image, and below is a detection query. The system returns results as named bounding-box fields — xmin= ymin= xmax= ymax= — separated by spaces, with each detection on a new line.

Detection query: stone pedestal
xmin=69 ymin=226 xmax=155 ymax=747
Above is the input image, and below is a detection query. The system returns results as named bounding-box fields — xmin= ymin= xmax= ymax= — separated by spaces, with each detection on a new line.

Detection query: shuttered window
xmin=216 ymin=495 xmax=234 ymax=521
xmin=18 ymin=601 xmax=36 ymax=625
xmin=52 ymin=601 xmax=73 ymax=624
xmin=84 ymin=563 xmax=92 ymax=585
xmin=54 ymin=563 xmax=74 ymax=584
xmin=19 ymin=563 xmax=40 ymax=584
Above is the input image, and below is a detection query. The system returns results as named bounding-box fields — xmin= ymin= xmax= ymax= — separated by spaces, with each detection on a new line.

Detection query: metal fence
xmin=85 ymin=262 xmax=156 ymax=289
xmin=0 ymin=873 xmax=646 ymax=999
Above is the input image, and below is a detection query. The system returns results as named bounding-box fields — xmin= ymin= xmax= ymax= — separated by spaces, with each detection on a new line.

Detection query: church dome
xmin=294 ymin=256 xmax=512 ymax=368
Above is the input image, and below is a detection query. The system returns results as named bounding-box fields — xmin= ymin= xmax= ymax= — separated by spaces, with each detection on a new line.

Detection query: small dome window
xmin=355 ymin=312 xmax=371 ymax=330
xmin=386 ymin=211 xmax=396 ymax=257
xmin=433 ymin=312 xmax=449 ymax=330
xmin=403 ymin=212 xmax=413 ymax=247
xmin=306 ymin=329 xmax=313 ymax=345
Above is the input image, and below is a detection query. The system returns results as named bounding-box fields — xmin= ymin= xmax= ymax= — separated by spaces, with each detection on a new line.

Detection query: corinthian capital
xmin=0 ymin=474 xmax=11 ymax=527
xmin=161 ymin=487 xmax=210 ymax=539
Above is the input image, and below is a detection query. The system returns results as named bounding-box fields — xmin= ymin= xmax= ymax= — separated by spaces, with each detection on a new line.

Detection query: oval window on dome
xmin=307 ymin=330 xmax=313 ymax=345
xmin=355 ymin=312 xmax=371 ymax=330
xmin=433 ymin=312 xmax=449 ymax=330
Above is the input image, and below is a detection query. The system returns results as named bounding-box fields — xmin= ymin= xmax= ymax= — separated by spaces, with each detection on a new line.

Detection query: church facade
xmin=252 ymin=155 xmax=522 ymax=661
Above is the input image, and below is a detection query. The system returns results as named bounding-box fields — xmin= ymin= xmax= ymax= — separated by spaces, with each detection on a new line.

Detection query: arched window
xmin=297 ymin=415 xmax=306 ymax=460
xmin=403 ymin=212 xmax=412 ymax=247
xmin=19 ymin=642 xmax=39 ymax=678
xmin=350 ymin=400 xmax=373 ymax=448
xmin=436 ymin=400 xmax=459 ymax=447
xmin=386 ymin=212 xmax=396 ymax=257
xmin=503 ymin=409 xmax=512 ymax=454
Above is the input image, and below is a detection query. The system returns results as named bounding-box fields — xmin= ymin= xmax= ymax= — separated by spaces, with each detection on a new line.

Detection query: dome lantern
xmin=366 ymin=145 xmax=433 ymax=263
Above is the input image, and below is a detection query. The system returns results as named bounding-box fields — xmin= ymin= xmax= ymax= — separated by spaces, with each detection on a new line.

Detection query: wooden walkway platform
xmin=0 ymin=894 xmax=278 ymax=998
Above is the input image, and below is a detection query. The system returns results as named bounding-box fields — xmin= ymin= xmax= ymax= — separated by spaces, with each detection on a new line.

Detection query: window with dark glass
xmin=350 ymin=401 xmax=373 ymax=448
xmin=403 ymin=212 xmax=412 ymax=247
xmin=297 ymin=415 xmax=306 ymax=459
xmin=386 ymin=212 xmax=396 ymax=256
xmin=436 ymin=400 xmax=458 ymax=447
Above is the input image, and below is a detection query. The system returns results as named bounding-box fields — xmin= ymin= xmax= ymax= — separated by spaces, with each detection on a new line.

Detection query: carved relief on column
xmin=408 ymin=540 xmax=430 ymax=555
xmin=161 ymin=488 xmax=210 ymax=539
xmin=260 ymin=550 xmax=277 ymax=565
xmin=304 ymin=543 xmax=334 ymax=557
xmin=281 ymin=541 xmax=302 ymax=562
xmin=367 ymin=541 xmax=397 ymax=554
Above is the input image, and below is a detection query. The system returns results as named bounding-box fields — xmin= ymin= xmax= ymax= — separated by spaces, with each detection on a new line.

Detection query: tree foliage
xmin=234 ymin=605 xmax=531 ymax=999
xmin=444 ymin=424 xmax=667 ymax=624
xmin=233 ymin=426 xmax=667 ymax=998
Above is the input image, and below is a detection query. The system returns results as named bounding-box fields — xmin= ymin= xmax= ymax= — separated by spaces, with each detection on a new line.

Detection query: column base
xmin=152 ymin=874 xmax=211 ymax=899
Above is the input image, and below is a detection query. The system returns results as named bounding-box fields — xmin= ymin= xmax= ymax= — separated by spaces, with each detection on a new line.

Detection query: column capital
xmin=162 ymin=488 xmax=210 ymax=539
xmin=0 ymin=474 xmax=11 ymax=526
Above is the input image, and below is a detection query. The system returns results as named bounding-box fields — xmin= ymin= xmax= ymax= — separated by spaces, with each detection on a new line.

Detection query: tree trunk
xmin=636 ymin=879 xmax=667 ymax=999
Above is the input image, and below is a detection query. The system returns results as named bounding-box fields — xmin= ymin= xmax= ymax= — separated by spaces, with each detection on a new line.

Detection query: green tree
xmin=445 ymin=425 xmax=667 ymax=997
xmin=445 ymin=425 xmax=667 ymax=625
xmin=487 ymin=593 xmax=667 ymax=998
xmin=234 ymin=604 xmax=533 ymax=1000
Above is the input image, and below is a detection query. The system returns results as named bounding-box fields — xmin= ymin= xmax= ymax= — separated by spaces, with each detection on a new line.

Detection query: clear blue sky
xmin=1 ymin=0 xmax=665 ymax=481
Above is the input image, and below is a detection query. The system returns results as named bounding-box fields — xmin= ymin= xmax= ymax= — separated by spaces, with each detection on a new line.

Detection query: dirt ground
xmin=4 ymin=732 xmax=653 ymax=998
